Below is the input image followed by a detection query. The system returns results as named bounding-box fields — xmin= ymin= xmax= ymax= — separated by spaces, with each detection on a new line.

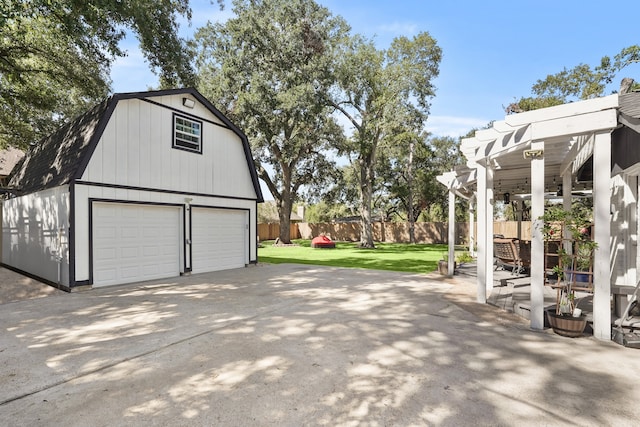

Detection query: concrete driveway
xmin=2 ymin=264 xmax=640 ymax=426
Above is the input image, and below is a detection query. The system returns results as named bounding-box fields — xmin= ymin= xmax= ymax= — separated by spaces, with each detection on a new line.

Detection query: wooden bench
xmin=494 ymin=238 xmax=530 ymax=275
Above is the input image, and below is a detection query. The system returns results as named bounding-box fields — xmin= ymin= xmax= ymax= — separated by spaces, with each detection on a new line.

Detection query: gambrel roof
xmin=8 ymin=88 xmax=264 ymax=202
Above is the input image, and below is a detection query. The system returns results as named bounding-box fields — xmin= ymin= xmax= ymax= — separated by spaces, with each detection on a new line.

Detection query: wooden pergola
xmin=439 ymin=94 xmax=625 ymax=341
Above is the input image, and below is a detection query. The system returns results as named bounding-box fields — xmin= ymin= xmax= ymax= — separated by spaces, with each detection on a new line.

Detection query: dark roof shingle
xmin=8 ymin=99 xmax=110 ymax=193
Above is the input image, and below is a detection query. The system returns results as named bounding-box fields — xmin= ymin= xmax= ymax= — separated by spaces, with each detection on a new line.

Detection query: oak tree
xmin=507 ymin=45 xmax=640 ymax=113
xmin=328 ymin=33 xmax=441 ymax=247
xmin=1 ymin=0 xmax=215 ymax=148
xmin=193 ymin=0 xmax=348 ymax=243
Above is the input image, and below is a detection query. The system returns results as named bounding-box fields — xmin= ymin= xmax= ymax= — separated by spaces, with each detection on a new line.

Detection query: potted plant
xmin=539 ymin=203 xmax=596 ymax=337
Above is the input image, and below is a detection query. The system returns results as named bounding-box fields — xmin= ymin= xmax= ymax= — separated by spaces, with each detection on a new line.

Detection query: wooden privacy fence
xmin=258 ymin=221 xmax=532 ymax=244
xmin=258 ymin=223 xmax=301 ymax=241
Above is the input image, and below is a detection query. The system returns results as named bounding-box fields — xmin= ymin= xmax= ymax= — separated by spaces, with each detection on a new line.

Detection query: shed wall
xmin=81 ymin=97 xmax=257 ymax=199
xmin=2 ymin=186 xmax=70 ymax=286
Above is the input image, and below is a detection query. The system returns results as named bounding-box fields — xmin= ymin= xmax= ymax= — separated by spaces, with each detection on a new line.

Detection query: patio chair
xmin=494 ymin=237 xmax=527 ymax=275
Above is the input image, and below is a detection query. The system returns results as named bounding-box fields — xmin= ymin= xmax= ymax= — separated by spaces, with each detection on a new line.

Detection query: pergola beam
xmin=530 ymin=109 xmax=617 ymax=142
xmin=504 ymin=94 xmax=618 ymax=127
xmin=473 ymin=109 xmax=615 ymax=166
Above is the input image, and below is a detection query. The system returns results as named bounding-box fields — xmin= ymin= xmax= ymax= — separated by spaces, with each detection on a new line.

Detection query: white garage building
xmin=2 ymin=88 xmax=264 ymax=290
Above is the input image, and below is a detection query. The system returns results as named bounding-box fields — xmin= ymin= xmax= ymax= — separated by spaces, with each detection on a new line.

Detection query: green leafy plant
xmin=456 ymin=251 xmax=473 ymax=264
xmin=539 ymin=203 xmax=597 ymax=316
xmin=540 ymin=204 xmax=597 ymax=271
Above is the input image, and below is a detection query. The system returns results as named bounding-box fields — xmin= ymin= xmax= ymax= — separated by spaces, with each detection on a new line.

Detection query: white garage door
xmin=93 ymin=203 xmax=181 ymax=287
xmin=191 ymin=208 xmax=247 ymax=274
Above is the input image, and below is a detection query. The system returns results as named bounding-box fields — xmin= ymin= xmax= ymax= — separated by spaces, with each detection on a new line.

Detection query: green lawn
xmin=258 ymin=240 xmax=453 ymax=274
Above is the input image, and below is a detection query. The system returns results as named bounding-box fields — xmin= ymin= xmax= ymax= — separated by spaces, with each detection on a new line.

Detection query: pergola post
xmin=468 ymin=196 xmax=476 ymax=258
xmin=563 ymin=172 xmax=573 ymax=253
xmin=448 ymin=189 xmax=456 ymax=276
xmin=485 ymin=167 xmax=494 ymax=296
xmin=530 ymin=141 xmax=545 ymax=330
xmin=593 ymin=131 xmax=612 ymax=340
xmin=476 ymin=164 xmax=488 ymax=303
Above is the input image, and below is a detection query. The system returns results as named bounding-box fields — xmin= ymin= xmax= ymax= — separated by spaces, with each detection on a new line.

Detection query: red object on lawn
xmin=311 ymin=235 xmax=336 ymax=248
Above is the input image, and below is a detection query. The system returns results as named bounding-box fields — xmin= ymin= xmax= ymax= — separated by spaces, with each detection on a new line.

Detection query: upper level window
xmin=173 ymin=113 xmax=202 ymax=154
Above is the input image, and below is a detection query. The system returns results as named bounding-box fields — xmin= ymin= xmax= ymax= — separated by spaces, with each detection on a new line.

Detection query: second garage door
xmin=191 ymin=208 xmax=247 ymax=274
xmin=92 ymin=203 xmax=181 ymax=287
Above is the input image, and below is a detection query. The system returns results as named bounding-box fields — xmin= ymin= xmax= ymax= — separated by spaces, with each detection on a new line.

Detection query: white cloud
xmin=425 ymin=115 xmax=490 ymax=138
xmin=376 ymin=22 xmax=418 ymax=36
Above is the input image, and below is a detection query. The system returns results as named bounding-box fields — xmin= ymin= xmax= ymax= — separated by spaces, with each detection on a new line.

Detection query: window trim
xmin=172 ymin=113 xmax=203 ymax=154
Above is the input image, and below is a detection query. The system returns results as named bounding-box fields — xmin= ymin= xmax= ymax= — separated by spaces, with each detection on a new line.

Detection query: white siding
xmin=2 ymin=186 xmax=70 ymax=285
xmin=610 ymin=173 xmax=638 ymax=285
xmin=82 ymin=97 xmax=257 ymax=199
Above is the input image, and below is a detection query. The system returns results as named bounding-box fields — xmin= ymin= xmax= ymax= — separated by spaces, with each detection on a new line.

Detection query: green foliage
xmin=532 ymin=60 xmax=613 ymax=100
xmin=507 ymin=45 xmax=640 ymax=113
xmin=456 ymin=251 xmax=474 ymax=264
xmin=1 ymin=0 xmax=210 ymax=148
xmin=304 ymin=201 xmax=353 ymax=223
xmin=373 ymin=133 xmax=465 ymax=225
xmin=330 ymin=32 xmax=442 ymax=247
xmin=311 ymin=165 xmax=360 ymax=210
xmin=194 ymin=0 xmax=349 ymax=242
xmin=0 ymin=15 xmax=110 ymax=148
xmin=423 ymin=204 xmax=445 ymax=222
xmin=505 ymin=96 xmax=565 ymax=114
xmin=539 ymin=203 xmax=597 ymax=272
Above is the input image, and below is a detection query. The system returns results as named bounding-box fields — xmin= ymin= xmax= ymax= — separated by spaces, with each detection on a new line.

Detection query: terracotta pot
xmin=438 ymin=260 xmax=456 ymax=275
xmin=546 ymin=310 xmax=587 ymax=337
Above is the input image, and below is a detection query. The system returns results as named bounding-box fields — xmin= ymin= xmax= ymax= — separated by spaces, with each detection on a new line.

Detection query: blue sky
xmin=112 ymin=0 xmax=640 ymax=138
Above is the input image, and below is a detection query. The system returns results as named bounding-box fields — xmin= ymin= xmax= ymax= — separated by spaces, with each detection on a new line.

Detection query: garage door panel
xmin=93 ymin=203 xmax=181 ymax=287
xmin=95 ymin=226 xmax=117 ymax=239
xmin=122 ymin=225 xmax=140 ymax=236
xmin=192 ymin=208 xmax=246 ymax=274
xmin=121 ymin=266 xmax=141 ymax=279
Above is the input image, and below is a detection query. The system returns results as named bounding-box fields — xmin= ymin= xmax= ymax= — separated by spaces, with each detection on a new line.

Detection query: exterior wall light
xmin=523 ymin=149 xmax=544 ymax=159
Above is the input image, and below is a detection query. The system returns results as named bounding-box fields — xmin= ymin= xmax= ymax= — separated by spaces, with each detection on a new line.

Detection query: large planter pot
xmin=546 ymin=310 xmax=587 ymax=337
xmin=438 ymin=260 xmax=456 ymax=275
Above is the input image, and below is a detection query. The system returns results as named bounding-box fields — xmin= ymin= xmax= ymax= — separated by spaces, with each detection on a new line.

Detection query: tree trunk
xmin=407 ymin=140 xmax=415 ymax=244
xmin=359 ymin=160 xmax=375 ymax=248
xmin=277 ymin=166 xmax=294 ymax=244
xmin=278 ymin=199 xmax=292 ymax=243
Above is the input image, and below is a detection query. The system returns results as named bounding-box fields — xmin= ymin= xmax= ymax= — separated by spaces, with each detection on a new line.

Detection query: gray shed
xmin=2 ymin=88 xmax=263 ymax=290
